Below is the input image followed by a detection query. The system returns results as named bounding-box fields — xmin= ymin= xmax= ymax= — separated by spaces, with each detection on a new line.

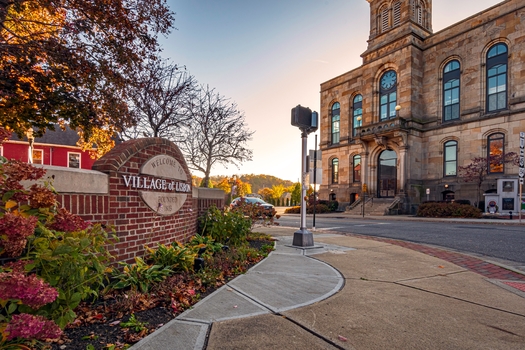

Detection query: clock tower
xmin=364 ymin=0 xmax=433 ymax=57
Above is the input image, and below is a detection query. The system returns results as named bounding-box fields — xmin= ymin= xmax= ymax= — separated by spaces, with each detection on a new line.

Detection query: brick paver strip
xmin=344 ymin=233 xmax=525 ymax=282
xmin=503 ymin=281 xmax=525 ymax=292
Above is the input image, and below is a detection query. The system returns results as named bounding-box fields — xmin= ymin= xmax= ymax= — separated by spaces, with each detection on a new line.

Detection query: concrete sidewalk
xmin=132 ymin=226 xmax=525 ymax=350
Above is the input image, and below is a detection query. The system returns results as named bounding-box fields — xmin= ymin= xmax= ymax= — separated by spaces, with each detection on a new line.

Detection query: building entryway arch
xmin=378 ymin=149 xmax=397 ymax=198
xmin=442 ymin=190 xmax=455 ymax=201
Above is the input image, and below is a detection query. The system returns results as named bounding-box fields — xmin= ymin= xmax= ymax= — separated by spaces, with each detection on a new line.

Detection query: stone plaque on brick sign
xmin=139 ymin=191 xmax=187 ymax=215
xmin=141 ymin=155 xmax=187 ymax=181
xmin=122 ymin=155 xmax=192 ymax=215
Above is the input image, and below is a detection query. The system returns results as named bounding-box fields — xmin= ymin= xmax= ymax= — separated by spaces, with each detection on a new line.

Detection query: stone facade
xmin=319 ymin=0 xmax=525 ymax=213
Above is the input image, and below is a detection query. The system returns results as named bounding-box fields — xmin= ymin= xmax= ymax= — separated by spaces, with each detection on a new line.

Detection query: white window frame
xmin=68 ymin=152 xmax=81 ymax=168
xmin=32 ymin=149 xmax=44 ymax=165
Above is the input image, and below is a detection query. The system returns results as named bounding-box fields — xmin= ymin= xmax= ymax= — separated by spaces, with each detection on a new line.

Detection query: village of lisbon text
xmin=122 ymin=175 xmax=191 ymax=193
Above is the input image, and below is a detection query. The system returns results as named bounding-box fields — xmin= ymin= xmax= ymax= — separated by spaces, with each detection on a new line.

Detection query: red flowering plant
xmin=0 ymin=130 xmax=116 ymax=335
xmin=0 ymin=261 xmax=62 ymax=348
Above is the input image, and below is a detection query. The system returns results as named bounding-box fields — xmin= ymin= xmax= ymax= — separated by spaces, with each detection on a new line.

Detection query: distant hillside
xmin=240 ymin=174 xmax=294 ymax=193
xmin=208 ymin=174 xmax=294 ymax=193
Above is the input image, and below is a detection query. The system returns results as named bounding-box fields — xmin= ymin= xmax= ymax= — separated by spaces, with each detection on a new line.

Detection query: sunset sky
xmin=162 ymin=0 xmax=503 ymax=182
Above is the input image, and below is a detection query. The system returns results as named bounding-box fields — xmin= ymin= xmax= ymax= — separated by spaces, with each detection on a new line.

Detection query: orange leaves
xmin=2 ymin=1 xmax=66 ymax=44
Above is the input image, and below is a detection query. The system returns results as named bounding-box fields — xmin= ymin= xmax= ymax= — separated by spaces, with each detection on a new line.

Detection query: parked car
xmin=230 ymin=197 xmax=275 ymax=217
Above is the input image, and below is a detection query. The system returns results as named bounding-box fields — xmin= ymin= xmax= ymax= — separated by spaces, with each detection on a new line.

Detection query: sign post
xmin=291 ymin=105 xmax=318 ymax=247
xmin=519 ymin=131 xmax=525 ymax=224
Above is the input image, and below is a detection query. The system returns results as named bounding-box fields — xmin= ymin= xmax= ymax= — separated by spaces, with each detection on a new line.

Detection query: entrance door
xmin=378 ymin=150 xmax=397 ymax=198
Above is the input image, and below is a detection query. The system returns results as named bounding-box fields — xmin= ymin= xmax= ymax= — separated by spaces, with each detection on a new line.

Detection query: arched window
xmin=353 ymin=95 xmax=363 ymax=136
xmin=379 ymin=70 xmax=397 ymax=121
xmin=443 ymin=141 xmax=457 ymax=176
xmin=331 ymin=158 xmax=339 ymax=184
xmin=353 ymin=155 xmax=361 ymax=183
xmin=412 ymin=0 xmax=423 ymax=25
xmin=380 ymin=5 xmax=390 ymax=33
xmin=488 ymin=133 xmax=505 ymax=173
xmin=331 ymin=102 xmax=340 ymax=145
xmin=486 ymin=43 xmax=508 ymax=112
xmin=443 ymin=60 xmax=460 ymax=122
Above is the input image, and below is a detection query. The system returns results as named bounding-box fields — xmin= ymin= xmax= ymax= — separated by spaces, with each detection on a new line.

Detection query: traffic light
xmin=362 ymin=183 xmax=367 ymax=193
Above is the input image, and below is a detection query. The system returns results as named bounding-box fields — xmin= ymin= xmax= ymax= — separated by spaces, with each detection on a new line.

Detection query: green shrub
xmin=187 ymin=234 xmax=223 ymax=259
xmin=111 ymin=257 xmax=173 ymax=293
xmin=198 ymin=206 xmax=251 ymax=246
xmin=417 ymin=202 xmax=482 ymax=218
xmin=26 ymin=222 xmax=115 ymax=329
xmin=145 ymin=242 xmax=196 ymax=272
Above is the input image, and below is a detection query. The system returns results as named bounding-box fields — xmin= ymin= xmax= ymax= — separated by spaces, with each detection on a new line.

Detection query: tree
xmin=290 ymin=182 xmax=301 ymax=205
xmin=120 ymin=60 xmax=198 ymax=140
xmin=258 ymin=187 xmax=274 ymax=202
xmin=0 ymin=0 xmax=173 ymax=144
xmin=271 ymin=184 xmax=285 ymax=202
xmin=459 ymin=152 xmax=518 ymax=207
xmin=178 ymin=85 xmax=254 ymax=188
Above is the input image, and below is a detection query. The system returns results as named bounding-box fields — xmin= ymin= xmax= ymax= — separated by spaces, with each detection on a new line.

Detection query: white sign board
xmin=519 ymin=131 xmax=525 ymax=179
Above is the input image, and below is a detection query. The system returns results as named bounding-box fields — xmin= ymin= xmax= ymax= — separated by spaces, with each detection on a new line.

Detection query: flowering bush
xmin=0 ymin=213 xmax=38 ymax=257
xmin=49 ymin=207 xmax=90 ymax=232
xmin=0 ymin=261 xmax=58 ymax=310
xmin=0 ymin=261 xmax=62 ymax=347
xmin=0 ymin=149 xmax=116 ymax=330
xmin=5 ymin=313 xmax=62 ymax=341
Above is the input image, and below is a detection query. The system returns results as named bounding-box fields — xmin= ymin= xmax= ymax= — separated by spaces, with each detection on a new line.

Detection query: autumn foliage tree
xmin=459 ymin=152 xmax=518 ymax=207
xmin=0 ymin=0 xmax=174 ymax=151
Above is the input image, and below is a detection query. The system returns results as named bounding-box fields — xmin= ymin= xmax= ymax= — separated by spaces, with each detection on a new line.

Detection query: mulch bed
xmin=48 ymin=239 xmax=272 ymax=350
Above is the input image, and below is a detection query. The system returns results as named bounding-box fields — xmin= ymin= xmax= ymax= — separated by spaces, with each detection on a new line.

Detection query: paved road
xmin=276 ymin=215 xmax=525 ymax=270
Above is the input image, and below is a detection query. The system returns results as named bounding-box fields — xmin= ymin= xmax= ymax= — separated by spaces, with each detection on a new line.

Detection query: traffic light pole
xmin=293 ymin=128 xmax=314 ymax=247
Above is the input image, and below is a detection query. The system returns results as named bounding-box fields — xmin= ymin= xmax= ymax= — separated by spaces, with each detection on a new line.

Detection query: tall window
xmin=393 ymin=2 xmax=401 ymax=27
xmin=331 ymin=158 xmax=339 ymax=184
xmin=488 ymin=133 xmax=504 ymax=173
xmin=412 ymin=0 xmax=423 ymax=25
xmin=331 ymin=102 xmax=340 ymax=144
xmin=379 ymin=70 xmax=397 ymax=121
xmin=353 ymin=155 xmax=361 ymax=183
xmin=380 ymin=6 xmax=389 ymax=32
xmin=353 ymin=95 xmax=363 ymax=136
xmin=486 ymin=43 xmax=508 ymax=112
xmin=33 ymin=149 xmax=43 ymax=165
xmin=443 ymin=60 xmax=460 ymax=121
xmin=443 ymin=141 xmax=457 ymax=176
xmin=68 ymin=152 xmax=81 ymax=168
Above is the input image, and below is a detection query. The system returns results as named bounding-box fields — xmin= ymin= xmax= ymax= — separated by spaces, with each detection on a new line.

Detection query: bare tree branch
xmin=119 ymin=59 xmax=198 ymax=139
xmin=178 ymin=85 xmax=254 ymax=187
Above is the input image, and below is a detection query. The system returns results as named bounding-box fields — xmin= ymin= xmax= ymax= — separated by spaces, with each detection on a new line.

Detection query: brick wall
xmin=47 ymin=138 xmax=224 ymax=264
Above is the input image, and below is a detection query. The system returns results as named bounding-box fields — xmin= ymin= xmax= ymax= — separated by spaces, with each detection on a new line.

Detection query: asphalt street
xmin=276 ymin=215 xmax=525 ymax=270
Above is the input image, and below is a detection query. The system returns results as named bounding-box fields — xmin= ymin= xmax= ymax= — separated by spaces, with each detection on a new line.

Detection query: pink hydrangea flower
xmin=49 ymin=208 xmax=89 ymax=232
xmin=0 ymin=213 xmax=38 ymax=257
xmin=0 ymin=262 xmax=58 ymax=309
xmin=5 ymin=313 xmax=62 ymax=341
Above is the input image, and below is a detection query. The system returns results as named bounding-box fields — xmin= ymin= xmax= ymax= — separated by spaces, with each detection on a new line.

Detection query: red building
xmin=2 ymin=126 xmax=96 ymax=169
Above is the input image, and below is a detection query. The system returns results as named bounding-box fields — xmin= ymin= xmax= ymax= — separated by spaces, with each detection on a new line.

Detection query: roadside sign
xmin=519 ymin=131 xmax=525 ymax=179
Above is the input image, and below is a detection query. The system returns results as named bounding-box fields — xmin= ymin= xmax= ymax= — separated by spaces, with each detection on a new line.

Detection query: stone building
xmin=319 ymin=0 xmax=525 ymax=214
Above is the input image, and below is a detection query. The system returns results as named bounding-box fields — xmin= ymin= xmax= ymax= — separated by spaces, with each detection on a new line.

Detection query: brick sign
xmin=122 ymin=155 xmax=191 ymax=215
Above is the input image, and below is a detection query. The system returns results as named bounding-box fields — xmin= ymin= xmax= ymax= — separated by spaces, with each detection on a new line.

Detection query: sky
xmin=161 ymin=0 xmax=503 ymax=183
